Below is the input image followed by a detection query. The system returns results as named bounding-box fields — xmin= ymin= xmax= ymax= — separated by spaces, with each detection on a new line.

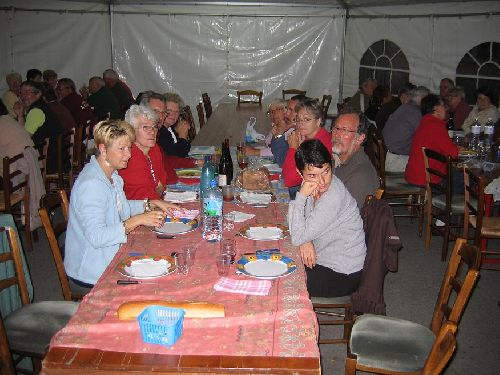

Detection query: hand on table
xmin=150 ymin=200 xmax=179 ymax=217
xmin=299 ymin=242 xmax=316 ymax=268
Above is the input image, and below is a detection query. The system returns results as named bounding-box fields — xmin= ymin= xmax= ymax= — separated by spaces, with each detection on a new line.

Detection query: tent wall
xmin=0 ymin=1 xmax=344 ymax=111
xmin=343 ymin=1 xmax=500 ymax=100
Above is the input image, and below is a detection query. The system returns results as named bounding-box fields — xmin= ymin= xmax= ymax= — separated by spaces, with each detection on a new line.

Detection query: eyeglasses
xmin=140 ymin=125 xmax=159 ymax=132
xmin=332 ymin=126 xmax=358 ymax=134
xmin=296 ymin=117 xmax=316 ymax=124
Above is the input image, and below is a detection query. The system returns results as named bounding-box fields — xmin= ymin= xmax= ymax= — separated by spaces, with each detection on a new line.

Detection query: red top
xmin=119 ymin=143 xmax=167 ymax=199
xmin=405 ymin=114 xmax=459 ymax=186
xmin=162 ymin=154 xmax=196 ymax=184
xmin=282 ymin=127 xmax=332 ymax=188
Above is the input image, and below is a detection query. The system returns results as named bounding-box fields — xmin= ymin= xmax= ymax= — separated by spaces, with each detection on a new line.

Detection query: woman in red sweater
xmin=405 ymin=94 xmax=459 ymax=187
xmin=282 ymin=98 xmax=332 ymax=198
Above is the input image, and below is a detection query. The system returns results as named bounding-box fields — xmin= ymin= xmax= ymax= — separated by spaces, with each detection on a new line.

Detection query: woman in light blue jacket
xmin=65 ymin=120 xmax=178 ymax=290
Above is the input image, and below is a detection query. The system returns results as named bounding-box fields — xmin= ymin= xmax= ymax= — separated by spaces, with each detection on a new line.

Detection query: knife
xmin=156 ymin=234 xmax=176 ymax=239
xmin=117 ymin=280 xmax=159 ymax=285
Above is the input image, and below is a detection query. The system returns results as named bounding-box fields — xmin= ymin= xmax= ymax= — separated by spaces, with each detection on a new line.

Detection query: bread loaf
xmin=235 ymin=167 xmax=270 ymax=191
xmin=117 ymin=300 xmax=225 ymax=320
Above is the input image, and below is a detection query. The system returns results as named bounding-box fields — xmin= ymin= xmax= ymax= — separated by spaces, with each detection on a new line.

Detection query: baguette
xmin=117 ymin=300 xmax=225 ymax=320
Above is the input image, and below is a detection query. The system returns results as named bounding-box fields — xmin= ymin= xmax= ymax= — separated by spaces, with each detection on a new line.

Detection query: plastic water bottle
xmin=200 ymin=155 xmax=215 ymax=195
xmin=469 ymin=119 xmax=481 ymax=153
xmin=202 ymin=180 xmax=223 ymax=242
xmin=483 ymin=118 xmax=495 ymax=161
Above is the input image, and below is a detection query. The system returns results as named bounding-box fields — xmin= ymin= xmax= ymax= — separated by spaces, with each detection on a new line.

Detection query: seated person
xmin=462 ymin=87 xmax=499 ymax=133
xmin=405 ymin=94 xmax=459 ymax=189
xmin=288 ymin=139 xmax=366 ymax=297
xmin=64 ymin=120 xmax=179 ymax=290
xmin=282 ymin=98 xmax=331 ymax=199
xmin=375 ymin=82 xmax=414 ymax=131
xmin=245 ymin=99 xmax=287 ymax=158
xmin=157 ymin=92 xmax=192 ymax=158
xmin=446 ymin=86 xmax=471 ymax=130
xmin=119 ymin=104 xmax=167 ymax=199
xmin=56 ymin=78 xmax=97 ymax=129
xmin=87 ymin=76 xmax=121 ymax=120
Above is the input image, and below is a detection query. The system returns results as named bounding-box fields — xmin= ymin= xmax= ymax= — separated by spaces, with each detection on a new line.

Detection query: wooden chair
xmin=321 ymin=94 xmax=332 ymax=115
xmin=45 ymin=129 xmax=74 ymax=193
xmin=201 ymin=93 xmax=213 ymax=119
xmin=423 ymin=148 xmax=464 ymax=261
xmin=72 ymin=121 xmax=91 ymax=177
xmin=1 ymin=153 xmax=32 ymax=252
xmin=463 ymin=168 xmax=500 ymax=269
xmin=0 ymin=226 xmax=79 ymax=374
xmin=345 ymin=238 xmax=481 ymax=374
xmin=39 ymin=190 xmax=84 ymax=301
xmin=196 ymin=102 xmax=206 ymax=129
xmin=182 ymin=105 xmax=197 ymax=142
xmin=282 ymin=89 xmax=306 ymax=101
xmin=0 ymin=315 xmax=15 ymax=375
xmin=371 ymin=130 xmax=425 ymax=236
xmin=237 ymin=90 xmax=263 ymax=105
xmin=312 ymin=189 xmax=389 ymax=347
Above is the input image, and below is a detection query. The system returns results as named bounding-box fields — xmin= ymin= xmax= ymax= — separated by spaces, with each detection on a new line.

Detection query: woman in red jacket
xmin=282 ymin=98 xmax=332 ymax=199
xmin=405 ymin=94 xmax=459 ymax=188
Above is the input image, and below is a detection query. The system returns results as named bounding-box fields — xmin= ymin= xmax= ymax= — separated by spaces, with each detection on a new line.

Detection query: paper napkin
xmin=228 ymin=210 xmax=255 ymax=223
xmin=164 ymin=191 xmax=198 ymax=203
xmin=240 ymin=192 xmax=272 ymax=204
xmin=213 ymin=277 xmax=272 ymax=296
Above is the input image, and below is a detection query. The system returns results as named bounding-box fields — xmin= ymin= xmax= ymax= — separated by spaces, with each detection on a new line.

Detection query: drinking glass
xmin=223 ymin=213 xmax=235 ymax=231
xmin=237 ymin=141 xmax=246 ymax=159
xmin=215 ymin=254 xmax=232 ymax=276
xmin=220 ymin=238 xmax=236 ymax=263
xmin=176 ymin=252 xmax=190 ymax=275
xmin=182 ymin=245 xmax=197 ymax=267
xmin=222 ymin=185 xmax=235 ymax=202
xmin=238 ymin=155 xmax=249 ymax=170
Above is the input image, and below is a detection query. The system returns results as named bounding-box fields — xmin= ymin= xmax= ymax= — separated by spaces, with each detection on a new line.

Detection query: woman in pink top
xmin=282 ymin=98 xmax=332 ymax=199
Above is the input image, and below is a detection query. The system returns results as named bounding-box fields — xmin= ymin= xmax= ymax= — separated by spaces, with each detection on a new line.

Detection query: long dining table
xmin=192 ymin=102 xmax=272 ymax=147
xmin=41 ymin=201 xmax=320 ymax=375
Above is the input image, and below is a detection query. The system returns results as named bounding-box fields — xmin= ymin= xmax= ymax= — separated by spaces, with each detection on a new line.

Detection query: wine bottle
xmin=218 ymin=141 xmax=228 ymax=187
xmin=225 ymin=139 xmax=234 ymax=185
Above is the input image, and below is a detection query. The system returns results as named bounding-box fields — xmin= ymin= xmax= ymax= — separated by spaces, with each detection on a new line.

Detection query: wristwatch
xmin=143 ymin=198 xmax=151 ymax=212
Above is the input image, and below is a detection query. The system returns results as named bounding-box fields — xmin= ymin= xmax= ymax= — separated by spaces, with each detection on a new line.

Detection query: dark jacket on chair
xmin=351 ymin=197 xmax=401 ymax=315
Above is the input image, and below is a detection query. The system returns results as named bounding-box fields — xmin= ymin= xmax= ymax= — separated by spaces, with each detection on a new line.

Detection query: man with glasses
xmin=331 ymin=111 xmax=379 ymax=208
xmin=119 ymin=104 xmax=168 ymax=199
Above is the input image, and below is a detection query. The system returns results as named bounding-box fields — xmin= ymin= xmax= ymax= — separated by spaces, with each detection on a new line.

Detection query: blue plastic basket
xmin=137 ymin=306 xmax=185 ymax=346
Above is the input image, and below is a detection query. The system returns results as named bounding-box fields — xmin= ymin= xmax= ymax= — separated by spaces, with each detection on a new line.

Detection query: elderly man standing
xmin=118 ymin=105 xmax=167 ymax=199
xmin=103 ymin=69 xmax=134 ymax=118
xmin=447 ymin=86 xmax=471 ymax=130
xmin=382 ymin=86 xmax=430 ymax=173
xmin=17 ymin=81 xmax=64 ymax=174
xmin=3 ymin=72 xmax=22 ymax=119
xmin=332 ymin=112 xmax=379 ymax=208
xmin=87 ymin=76 xmax=120 ymax=121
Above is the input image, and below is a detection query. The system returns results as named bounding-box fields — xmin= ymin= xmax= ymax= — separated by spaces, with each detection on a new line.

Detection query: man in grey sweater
xmin=288 ymin=140 xmax=366 ymax=297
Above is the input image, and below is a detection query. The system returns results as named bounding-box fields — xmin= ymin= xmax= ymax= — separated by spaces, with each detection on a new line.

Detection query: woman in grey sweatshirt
xmin=288 ymin=139 xmax=366 ymax=297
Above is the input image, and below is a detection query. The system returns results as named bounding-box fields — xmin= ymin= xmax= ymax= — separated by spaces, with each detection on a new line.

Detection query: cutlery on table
xmin=156 ymin=234 xmax=176 ymax=239
xmin=116 ymin=280 xmax=159 ymax=285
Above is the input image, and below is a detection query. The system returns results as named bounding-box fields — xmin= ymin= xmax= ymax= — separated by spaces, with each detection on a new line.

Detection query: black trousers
xmin=305 ymin=264 xmax=362 ymax=297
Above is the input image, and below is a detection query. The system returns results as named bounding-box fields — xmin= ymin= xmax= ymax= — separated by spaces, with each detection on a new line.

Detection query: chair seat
xmin=0 ymin=191 xmax=24 ymax=210
xmin=433 ymin=193 xmax=466 ymax=213
xmin=350 ymin=314 xmax=435 ymax=372
xmin=311 ymin=295 xmax=351 ymax=305
xmin=385 ymin=175 xmax=422 ymax=194
xmin=4 ymin=301 xmax=79 ymax=355
xmin=469 ymin=216 xmax=500 ymax=238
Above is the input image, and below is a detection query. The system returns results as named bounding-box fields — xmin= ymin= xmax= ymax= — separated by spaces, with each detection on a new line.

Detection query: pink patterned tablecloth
xmin=50 ymin=202 xmax=319 ymax=359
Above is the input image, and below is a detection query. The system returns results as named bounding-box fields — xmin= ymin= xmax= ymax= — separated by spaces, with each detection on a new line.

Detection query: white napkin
xmin=189 ymin=146 xmax=215 ymax=155
xmin=124 ymin=259 xmax=170 ymax=278
xmin=164 ymin=191 xmax=198 ymax=203
xmin=247 ymin=227 xmax=283 ymax=240
xmin=485 ymin=177 xmax=500 ymax=202
xmin=240 ymin=192 xmax=272 ymax=204
xmin=263 ymin=163 xmax=282 ymax=173
xmin=229 ymin=210 xmax=255 ymax=223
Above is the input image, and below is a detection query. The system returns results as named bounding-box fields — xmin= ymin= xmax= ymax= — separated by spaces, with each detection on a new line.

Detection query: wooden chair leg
xmin=441 ymin=224 xmax=450 ymax=262
xmin=425 ymin=202 xmax=432 ymax=250
xmin=345 ymin=356 xmax=357 ymax=375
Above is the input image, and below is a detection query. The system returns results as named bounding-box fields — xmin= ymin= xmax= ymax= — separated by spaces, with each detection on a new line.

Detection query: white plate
xmin=244 ymin=259 xmax=288 ymax=278
xmin=154 ymin=222 xmax=197 ymax=235
xmin=116 ymin=255 xmax=176 ymax=279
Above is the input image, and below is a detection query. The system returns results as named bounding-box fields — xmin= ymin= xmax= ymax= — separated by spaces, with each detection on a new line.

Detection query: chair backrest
xmin=201 ymin=93 xmax=213 ymax=118
xmin=421 ymin=321 xmax=458 ymax=375
xmin=282 ymin=89 xmax=306 ymax=101
xmin=37 ymin=138 xmax=49 ymax=184
xmin=0 ymin=315 xmax=15 ymax=375
xmin=47 ymin=129 xmax=74 ymax=191
xmin=1 ymin=154 xmax=29 ymax=213
xmin=73 ymin=121 xmax=91 ymax=173
xmin=321 ymin=94 xmax=332 ymax=114
xmin=462 ymin=168 xmax=485 ymax=244
xmin=237 ymin=90 xmax=263 ymax=105
xmin=0 ymin=226 xmax=30 ymax=306
xmin=182 ymin=105 xmax=197 ymax=142
xmin=430 ymin=238 xmax=481 ymax=335
xmin=423 ymin=147 xmax=453 ymax=210
xmin=370 ymin=129 xmax=387 ymax=189
xmin=38 ymin=190 xmax=72 ymax=301
xmin=196 ymin=102 xmax=206 ymax=129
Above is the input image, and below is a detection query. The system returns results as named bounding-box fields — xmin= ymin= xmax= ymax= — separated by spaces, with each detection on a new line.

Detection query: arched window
xmin=359 ymin=39 xmax=409 ymax=95
xmin=456 ymin=41 xmax=500 ymax=105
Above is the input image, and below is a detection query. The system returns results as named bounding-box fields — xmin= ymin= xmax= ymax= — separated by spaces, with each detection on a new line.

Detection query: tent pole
xmin=109 ymin=3 xmax=115 ymax=69
xmin=338 ymin=8 xmax=348 ymax=106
